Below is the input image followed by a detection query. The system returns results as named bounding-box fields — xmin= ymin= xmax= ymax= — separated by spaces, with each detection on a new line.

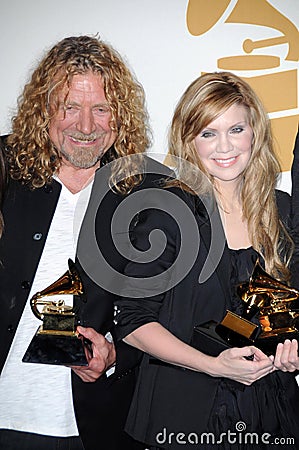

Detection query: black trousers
xmin=0 ymin=430 xmax=84 ymax=450
xmin=72 ymin=368 xmax=145 ymax=450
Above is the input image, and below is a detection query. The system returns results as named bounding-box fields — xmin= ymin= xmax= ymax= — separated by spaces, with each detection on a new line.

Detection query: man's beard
xmin=60 ymin=144 xmax=105 ymax=168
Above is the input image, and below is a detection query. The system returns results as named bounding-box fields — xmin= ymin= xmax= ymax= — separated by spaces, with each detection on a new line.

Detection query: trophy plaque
xmin=22 ymin=259 xmax=88 ymax=366
xmin=193 ymin=260 xmax=299 ymax=356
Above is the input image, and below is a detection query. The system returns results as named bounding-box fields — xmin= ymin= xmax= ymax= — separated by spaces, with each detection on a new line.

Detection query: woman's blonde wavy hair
xmin=168 ymin=71 xmax=293 ymax=281
xmin=6 ymin=35 xmax=151 ymax=193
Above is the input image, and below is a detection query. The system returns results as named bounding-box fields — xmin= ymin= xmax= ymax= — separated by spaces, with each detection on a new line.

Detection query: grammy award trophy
xmin=193 ymin=260 xmax=299 ymax=356
xmin=22 ymin=259 xmax=88 ymax=366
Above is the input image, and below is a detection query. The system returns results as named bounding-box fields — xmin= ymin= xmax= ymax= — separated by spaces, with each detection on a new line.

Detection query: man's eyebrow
xmin=62 ymin=100 xmax=110 ymax=107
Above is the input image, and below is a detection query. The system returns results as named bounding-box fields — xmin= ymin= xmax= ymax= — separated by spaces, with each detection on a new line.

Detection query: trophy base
xmin=22 ymin=331 xmax=88 ymax=366
xmin=192 ymin=322 xmax=231 ymax=357
xmin=192 ymin=321 xmax=254 ymax=357
xmin=255 ymin=327 xmax=299 ymax=356
xmin=192 ymin=322 xmax=299 ymax=356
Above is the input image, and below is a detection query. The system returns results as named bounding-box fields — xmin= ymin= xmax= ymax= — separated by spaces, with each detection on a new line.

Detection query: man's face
xmin=49 ymin=72 xmax=117 ymax=169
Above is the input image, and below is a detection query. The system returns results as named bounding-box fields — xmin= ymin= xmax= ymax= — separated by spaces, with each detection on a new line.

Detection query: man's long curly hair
xmin=6 ymin=35 xmax=151 ymax=193
xmin=0 ymin=139 xmax=6 ymax=238
xmin=168 ymin=71 xmax=293 ymax=282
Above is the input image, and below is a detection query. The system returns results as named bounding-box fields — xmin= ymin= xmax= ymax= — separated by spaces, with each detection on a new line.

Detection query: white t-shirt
xmin=0 ymin=179 xmax=93 ymax=437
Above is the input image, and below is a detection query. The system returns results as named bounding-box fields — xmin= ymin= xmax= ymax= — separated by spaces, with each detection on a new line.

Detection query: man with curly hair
xmin=0 ymin=35 xmax=167 ymax=450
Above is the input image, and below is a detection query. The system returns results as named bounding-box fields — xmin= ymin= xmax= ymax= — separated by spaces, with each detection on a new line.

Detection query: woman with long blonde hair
xmin=114 ymin=72 xmax=299 ymax=449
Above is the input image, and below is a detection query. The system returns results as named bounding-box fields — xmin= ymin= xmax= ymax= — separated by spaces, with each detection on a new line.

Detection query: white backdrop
xmin=1 ymin=0 xmax=298 ymax=191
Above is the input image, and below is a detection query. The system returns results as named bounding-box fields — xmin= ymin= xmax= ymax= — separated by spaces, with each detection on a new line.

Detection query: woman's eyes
xmin=200 ymin=131 xmax=214 ymax=138
xmin=230 ymin=127 xmax=244 ymax=134
xmin=200 ymin=127 xmax=244 ymax=138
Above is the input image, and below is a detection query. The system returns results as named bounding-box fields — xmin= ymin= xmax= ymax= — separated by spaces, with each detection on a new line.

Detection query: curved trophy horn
xmin=249 ymin=260 xmax=299 ymax=298
xmin=30 ymin=259 xmax=84 ymax=320
xmin=238 ymin=259 xmax=299 ymax=314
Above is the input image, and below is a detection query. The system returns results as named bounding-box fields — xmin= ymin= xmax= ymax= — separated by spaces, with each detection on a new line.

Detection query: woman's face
xmin=194 ymin=103 xmax=253 ymax=188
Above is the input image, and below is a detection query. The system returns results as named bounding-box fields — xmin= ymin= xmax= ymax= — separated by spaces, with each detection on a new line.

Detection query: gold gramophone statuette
xmin=236 ymin=260 xmax=299 ymax=354
xmin=31 ymin=299 xmax=76 ymax=335
xmin=216 ymin=260 xmax=299 ymax=355
xmin=22 ymin=259 xmax=88 ymax=366
xmin=192 ymin=260 xmax=299 ymax=357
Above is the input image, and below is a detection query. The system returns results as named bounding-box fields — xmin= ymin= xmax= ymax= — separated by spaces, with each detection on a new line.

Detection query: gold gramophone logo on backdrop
xmin=187 ymin=0 xmax=299 ymax=171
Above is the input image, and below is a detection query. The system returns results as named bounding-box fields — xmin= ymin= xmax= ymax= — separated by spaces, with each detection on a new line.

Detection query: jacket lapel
xmin=193 ymin=194 xmax=232 ymax=309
